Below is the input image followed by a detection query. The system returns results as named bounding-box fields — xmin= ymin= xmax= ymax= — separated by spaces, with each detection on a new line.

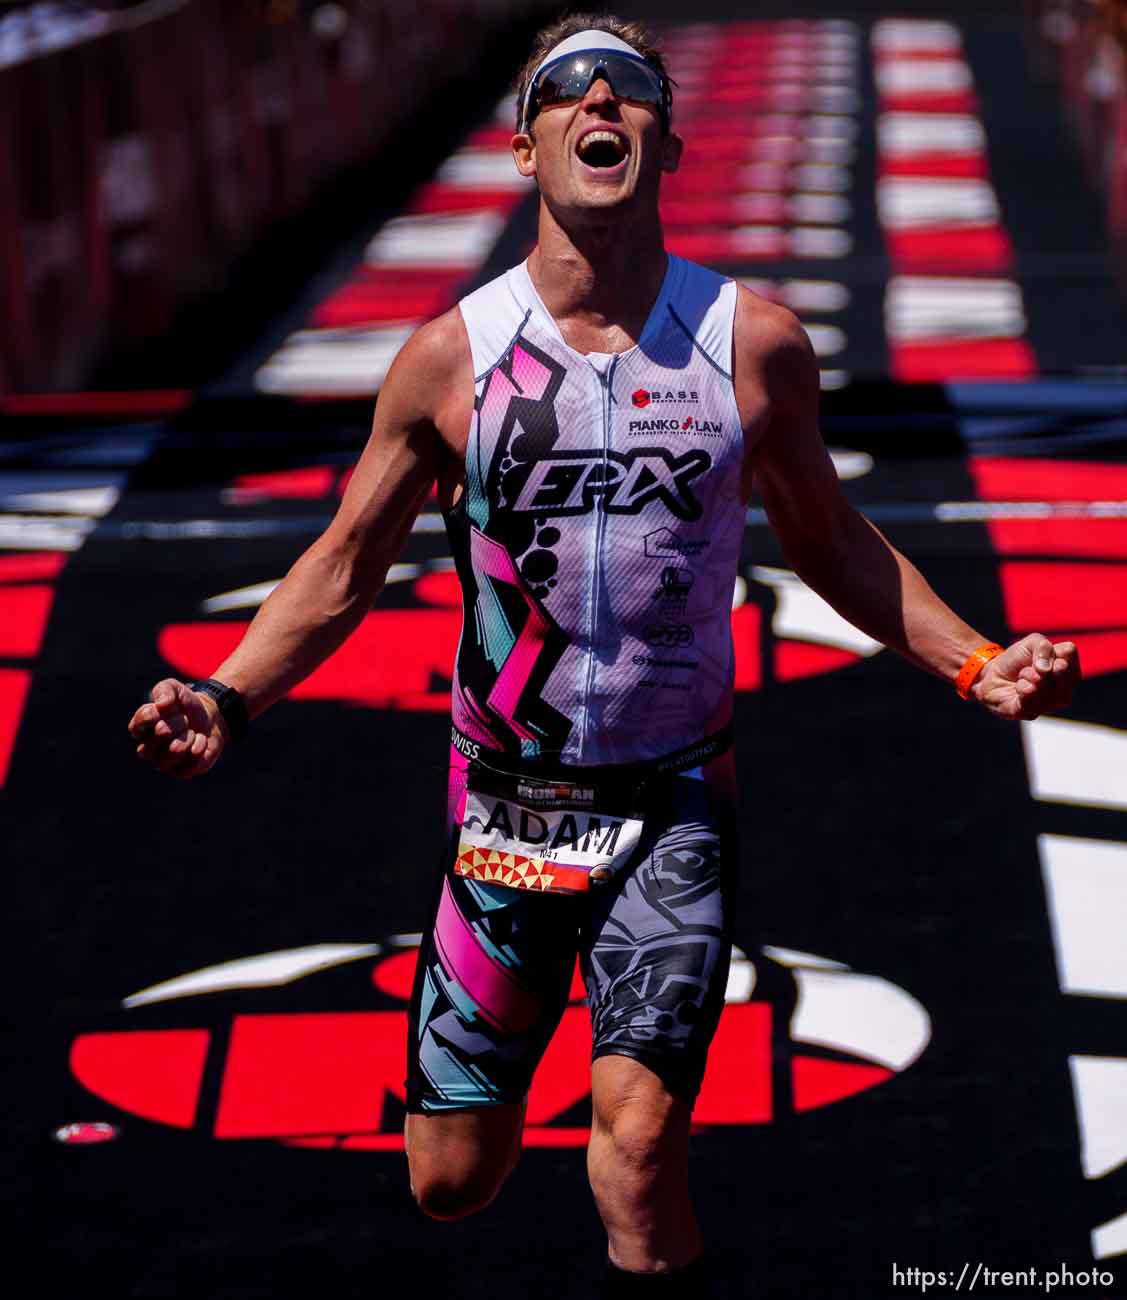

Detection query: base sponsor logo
xmin=631 ymin=388 xmax=700 ymax=408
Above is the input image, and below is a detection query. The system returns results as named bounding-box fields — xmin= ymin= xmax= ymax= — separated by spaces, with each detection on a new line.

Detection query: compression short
xmin=405 ymin=744 xmax=736 ymax=1112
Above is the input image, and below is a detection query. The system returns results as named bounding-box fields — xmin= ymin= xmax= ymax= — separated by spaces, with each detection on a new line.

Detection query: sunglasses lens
xmin=531 ymin=53 xmax=665 ymax=121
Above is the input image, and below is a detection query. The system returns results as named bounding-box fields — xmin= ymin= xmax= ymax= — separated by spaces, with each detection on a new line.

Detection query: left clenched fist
xmin=972 ymin=635 xmax=1081 ymax=721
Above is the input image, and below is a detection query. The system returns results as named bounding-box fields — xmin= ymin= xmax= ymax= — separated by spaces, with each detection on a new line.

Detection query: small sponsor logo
xmin=631 ymin=388 xmax=700 ymax=408
xmin=631 ymin=655 xmax=698 ymax=670
xmin=643 ymin=624 xmax=694 ymax=647
xmin=643 ymin=527 xmax=710 ymax=559
xmin=653 ymin=565 xmax=694 ymax=614
xmin=627 ymin=417 xmax=722 ymax=437
xmin=516 ymin=783 xmax=596 ymax=805
xmin=450 ymin=728 xmax=480 ymax=761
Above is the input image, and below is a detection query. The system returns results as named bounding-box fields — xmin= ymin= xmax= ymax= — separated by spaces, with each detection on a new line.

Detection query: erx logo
xmin=510 ymin=448 xmax=711 ymax=521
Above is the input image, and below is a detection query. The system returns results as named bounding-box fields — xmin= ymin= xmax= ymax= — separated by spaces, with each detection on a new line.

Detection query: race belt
xmin=453 ymin=727 xmax=732 ymax=896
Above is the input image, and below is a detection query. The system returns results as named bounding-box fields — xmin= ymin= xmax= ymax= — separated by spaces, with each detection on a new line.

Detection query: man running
xmin=128 ymin=14 xmax=1080 ymax=1296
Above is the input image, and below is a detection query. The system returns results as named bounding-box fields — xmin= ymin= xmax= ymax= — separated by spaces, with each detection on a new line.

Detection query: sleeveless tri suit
xmin=406 ymin=256 xmax=748 ymax=1111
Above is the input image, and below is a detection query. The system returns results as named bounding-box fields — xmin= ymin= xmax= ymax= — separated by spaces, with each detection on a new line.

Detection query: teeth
xmin=579 ymin=131 xmax=626 ymax=159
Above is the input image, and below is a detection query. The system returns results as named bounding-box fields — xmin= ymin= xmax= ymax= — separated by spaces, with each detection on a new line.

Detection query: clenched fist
xmin=128 ymin=678 xmax=228 ymax=779
xmin=972 ymin=635 xmax=1081 ymax=721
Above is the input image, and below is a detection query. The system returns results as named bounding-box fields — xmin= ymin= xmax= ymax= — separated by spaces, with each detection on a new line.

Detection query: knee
xmin=410 ymin=1166 xmax=503 ymax=1221
xmin=408 ymin=1140 xmax=517 ymax=1222
xmin=589 ymin=1109 xmax=680 ymax=1204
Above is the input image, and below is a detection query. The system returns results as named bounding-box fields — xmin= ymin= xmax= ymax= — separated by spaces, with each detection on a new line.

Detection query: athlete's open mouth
xmin=576 ymin=130 xmax=628 ymax=168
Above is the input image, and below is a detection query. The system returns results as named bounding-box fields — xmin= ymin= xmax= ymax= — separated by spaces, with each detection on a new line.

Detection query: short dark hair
xmin=514 ymin=12 xmax=671 ymax=134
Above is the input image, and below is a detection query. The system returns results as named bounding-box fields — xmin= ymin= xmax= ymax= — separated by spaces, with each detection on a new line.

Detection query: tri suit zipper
xmin=577 ymin=353 xmax=617 ymax=760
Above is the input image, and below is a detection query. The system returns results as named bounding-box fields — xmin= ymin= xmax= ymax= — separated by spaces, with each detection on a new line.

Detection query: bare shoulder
xmin=377 ymin=305 xmax=473 ymax=448
xmin=732 ymin=284 xmax=817 ymax=393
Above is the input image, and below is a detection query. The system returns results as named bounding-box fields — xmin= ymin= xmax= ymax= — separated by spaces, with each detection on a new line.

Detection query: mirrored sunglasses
xmin=524 ymin=51 xmax=671 ymax=131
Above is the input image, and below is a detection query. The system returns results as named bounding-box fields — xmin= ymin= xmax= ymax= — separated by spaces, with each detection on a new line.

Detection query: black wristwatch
xmin=189 ymin=679 xmax=249 ymax=742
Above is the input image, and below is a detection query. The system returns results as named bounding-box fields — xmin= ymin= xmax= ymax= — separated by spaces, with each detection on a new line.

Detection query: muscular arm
xmin=129 ymin=309 xmax=472 ymax=771
xmin=736 ymin=291 xmax=1079 ymax=717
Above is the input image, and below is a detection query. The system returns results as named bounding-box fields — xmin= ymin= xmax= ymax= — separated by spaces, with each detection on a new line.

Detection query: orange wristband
xmin=955 ymin=642 xmax=1004 ymax=699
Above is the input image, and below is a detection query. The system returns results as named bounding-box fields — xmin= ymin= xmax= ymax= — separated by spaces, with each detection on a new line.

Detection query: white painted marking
xmin=872 ymin=20 xmax=963 ymax=54
xmin=435 ymin=150 xmax=533 ymax=190
xmin=789 ymin=226 xmax=853 ymax=258
xmin=0 ymin=516 xmax=93 ymax=550
xmin=1039 ymin=835 xmax=1127 ymax=998
xmin=877 ymin=177 xmax=999 ymax=229
xmin=783 ymin=279 xmax=851 ymax=312
xmin=1023 ymin=718 xmax=1127 ymax=813
xmin=255 ymin=324 xmax=414 ymax=395
xmin=1069 ymin=1056 xmax=1127 ymax=1178
xmin=878 ymin=112 xmax=985 ymax=157
xmin=875 ymin=59 xmax=973 ymax=97
xmin=365 ymin=211 xmax=505 ymax=268
xmin=792 ymin=968 xmax=932 ymax=1071
xmin=788 ymin=193 xmax=851 ymax=224
xmin=762 ymin=945 xmax=850 ymax=971
xmin=818 ymin=369 xmax=850 ymax=390
xmin=827 ymin=449 xmax=874 ymax=480
xmin=0 ymin=486 xmax=120 ymax=516
xmin=1093 ymin=1210 xmax=1127 ymax=1260
xmin=750 ymin=565 xmax=884 ymax=656
xmin=791 ymin=162 xmax=853 ymax=191
xmin=803 ymin=323 xmax=847 ymax=357
xmin=803 ymin=115 xmax=859 ymax=141
xmin=123 ymin=943 xmax=382 ymax=1008
xmin=885 ymin=276 xmax=1026 ymax=341
xmin=725 ymin=946 xmax=757 ymax=1002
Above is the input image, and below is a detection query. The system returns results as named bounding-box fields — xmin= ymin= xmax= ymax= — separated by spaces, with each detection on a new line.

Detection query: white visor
xmin=519 ymin=29 xmax=646 ymax=133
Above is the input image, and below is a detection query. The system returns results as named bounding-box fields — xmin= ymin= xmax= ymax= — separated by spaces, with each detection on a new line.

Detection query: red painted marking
xmin=228 ymin=467 xmax=335 ymax=501
xmin=523 ymin=1127 xmax=596 ymax=1148
xmin=998 ymin=562 xmax=1127 ymax=630
xmin=0 ymin=586 xmax=54 ymax=657
xmin=777 ymin=641 xmax=860 ymax=680
xmin=1 ymin=391 xmax=189 ymax=416
xmin=879 ymin=92 xmax=978 ymax=113
xmin=371 ymin=951 xmax=417 ymax=1001
xmin=792 ymin=1057 xmax=894 ymax=1110
xmin=731 ymin=604 xmax=763 ymax=692
xmin=407 ymin=186 xmax=524 ymax=217
xmin=313 ymin=283 xmax=452 ymax=328
xmin=526 ymin=1008 xmax=593 ymax=1125
xmin=568 ymin=961 xmax=586 ymax=1004
xmin=414 ymin=571 xmax=461 ymax=608
xmin=970 ymin=457 xmax=1127 ymax=503
xmin=665 ymin=228 xmax=787 ymax=263
xmin=69 ymin=1030 xmax=209 ymax=1128
xmin=661 ymin=195 xmax=786 ymax=226
xmin=0 ymin=552 xmax=67 ymax=582
xmin=884 ymin=226 xmax=1013 ymax=272
xmin=890 ymin=338 xmax=1036 ymax=382
xmin=214 ymin=1013 xmax=406 ymax=1138
xmin=159 ymin=613 xmax=461 ymax=712
xmin=984 ymin=519 xmax=1127 ymax=560
xmin=879 ymin=156 xmax=988 ymax=179
xmin=0 ymin=669 xmax=31 ymax=787
xmin=694 ymin=1003 xmax=772 ymax=1124
xmin=340 ymin=1135 xmax=406 ymax=1150
xmin=283 ymin=1137 xmax=338 ymax=1148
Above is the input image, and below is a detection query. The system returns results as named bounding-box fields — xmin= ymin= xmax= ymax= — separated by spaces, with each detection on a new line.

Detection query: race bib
xmin=455 ymin=767 xmax=646 ymax=895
